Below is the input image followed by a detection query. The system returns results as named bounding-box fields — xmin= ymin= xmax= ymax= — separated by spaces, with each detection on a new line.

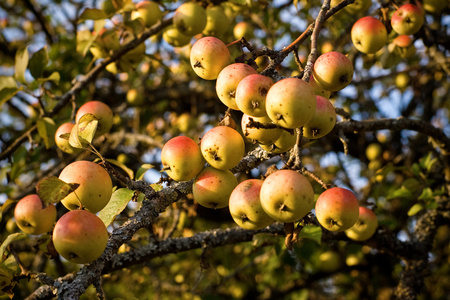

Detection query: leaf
xmin=36 ymin=176 xmax=80 ymax=206
xmin=68 ymin=123 xmax=89 ymax=149
xmin=150 ymin=183 xmax=163 ymax=192
xmin=36 ymin=117 xmax=57 ymax=149
xmin=0 ymin=76 xmax=19 ymax=106
xmin=14 ymin=46 xmax=29 ymax=84
xmin=418 ymin=187 xmax=434 ymax=202
xmin=37 ymin=71 xmax=60 ymax=85
xmin=105 ymin=158 xmax=134 ymax=180
xmin=0 ymin=233 xmax=26 ymax=263
xmin=298 ymin=225 xmax=322 ymax=245
xmin=28 ymin=46 xmax=49 ymax=79
xmin=78 ymin=8 xmax=108 ymax=22
xmin=77 ymin=113 xmax=99 ymax=144
xmin=98 ymin=188 xmax=134 ymax=227
xmin=136 ymin=164 xmax=154 ymax=181
xmin=407 ymin=203 xmax=424 ymax=217
xmin=386 ymin=187 xmax=414 ymax=200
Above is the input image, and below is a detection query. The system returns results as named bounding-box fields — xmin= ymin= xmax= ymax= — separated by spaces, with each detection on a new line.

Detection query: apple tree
xmin=0 ymin=0 xmax=449 ymax=299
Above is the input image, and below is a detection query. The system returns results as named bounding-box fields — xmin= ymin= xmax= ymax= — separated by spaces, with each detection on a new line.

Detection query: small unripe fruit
xmin=173 ymin=2 xmax=207 ymax=36
xmin=132 ymin=1 xmax=163 ymax=28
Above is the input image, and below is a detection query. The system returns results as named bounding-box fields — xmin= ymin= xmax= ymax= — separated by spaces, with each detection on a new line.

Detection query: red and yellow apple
xmin=14 ymin=194 xmax=57 ymax=235
xmin=190 ymin=36 xmax=231 ymax=80
xmin=313 ymin=51 xmax=354 ymax=92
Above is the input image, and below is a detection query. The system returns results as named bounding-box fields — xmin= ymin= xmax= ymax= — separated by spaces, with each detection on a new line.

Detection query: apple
xmin=313 ymin=51 xmax=353 ymax=92
xmin=216 ymin=63 xmax=258 ymax=110
xmin=200 ymin=126 xmax=245 ymax=170
xmin=260 ymin=170 xmax=315 ymax=223
xmin=58 ymin=160 xmax=113 ymax=213
xmin=162 ymin=25 xmax=192 ymax=47
xmin=55 ymin=122 xmax=82 ymax=155
xmin=395 ymin=72 xmax=410 ymax=90
xmin=259 ymin=129 xmax=298 ymax=154
xmin=423 ymin=0 xmax=448 ymax=14
xmin=345 ymin=206 xmax=378 ymax=241
xmin=391 ymin=4 xmax=424 ymax=36
xmin=203 ymin=6 xmax=230 ymax=37
xmin=52 ymin=210 xmax=109 ymax=264
xmin=392 ymin=35 xmax=415 ymax=58
xmin=233 ymin=21 xmax=254 ymax=39
xmin=75 ymin=101 xmax=113 ymax=137
xmin=351 ymin=16 xmax=387 ymax=54
xmin=190 ymin=36 xmax=231 ymax=80
xmin=126 ymin=88 xmax=145 ymax=106
xmin=302 ymin=96 xmax=336 ymax=139
xmin=235 ymin=74 xmax=274 ymax=117
xmin=365 ymin=143 xmax=382 ymax=161
xmin=173 ymin=2 xmax=207 ymax=36
xmin=309 ymin=74 xmax=331 ymax=99
xmin=265 ymin=77 xmax=316 ymax=129
xmin=343 ymin=0 xmax=371 ymax=15
xmin=131 ymin=1 xmax=163 ymax=28
xmin=161 ymin=136 xmax=205 ymax=181
xmin=176 ymin=112 xmax=196 ymax=133
xmin=315 ymin=187 xmax=359 ymax=232
xmin=229 ymin=179 xmax=274 ymax=230
xmin=192 ymin=166 xmax=238 ymax=209
xmin=317 ymin=250 xmax=341 ymax=273
xmin=14 ymin=194 xmax=56 ymax=235
xmin=241 ymin=114 xmax=283 ymax=145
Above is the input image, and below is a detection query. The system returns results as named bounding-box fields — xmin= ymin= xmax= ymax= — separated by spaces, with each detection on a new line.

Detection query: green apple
xmin=317 ymin=250 xmax=341 ymax=273
xmin=241 ymin=114 xmax=283 ymax=145
xmin=259 ymin=129 xmax=298 ymax=154
xmin=173 ymin=2 xmax=207 ymax=36
xmin=343 ymin=0 xmax=371 ymax=15
xmin=235 ymin=73 xmax=274 ymax=117
xmin=126 ymin=88 xmax=145 ymax=106
xmin=229 ymin=179 xmax=274 ymax=230
xmin=345 ymin=206 xmax=378 ymax=241
xmin=391 ymin=3 xmax=424 ymax=35
xmin=315 ymin=187 xmax=359 ymax=232
xmin=161 ymin=135 xmax=205 ymax=181
xmin=351 ymin=16 xmax=387 ymax=54
xmin=423 ymin=0 xmax=448 ymax=14
xmin=302 ymin=95 xmax=336 ymax=139
xmin=395 ymin=72 xmax=410 ymax=90
xmin=192 ymin=166 xmax=237 ymax=209
xmin=190 ymin=36 xmax=231 ymax=80
xmin=265 ymin=77 xmax=316 ymax=129
xmin=162 ymin=24 xmax=192 ymax=47
xmin=313 ymin=51 xmax=354 ymax=92
xmin=216 ymin=63 xmax=258 ymax=110
xmin=260 ymin=170 xmax=314 ymax=223
xmin=52 ymin=210 xmax=109 ymax=264
xmin=75 ymin=101 xmax=113 ymax=137
xmin=131 ymin=1 xmax=163 ymax=28
xmin=233 ymin=21 xmax=254 ymax=39
xmin=55 ymin=122 xmax=82 ymax=155
xmin=14 ymin=194 xmax=56 ymax=235
xmin=200 ymin=126 xmax=245 ymax=170
xmin=203 ymin=6 xmax=230 ymax=37
xmin=58 ymin=160 xmax=113 ymax=213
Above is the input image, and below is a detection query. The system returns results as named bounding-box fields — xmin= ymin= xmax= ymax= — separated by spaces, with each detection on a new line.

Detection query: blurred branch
xmin=22 ymin=0 xmax=57 ymax=44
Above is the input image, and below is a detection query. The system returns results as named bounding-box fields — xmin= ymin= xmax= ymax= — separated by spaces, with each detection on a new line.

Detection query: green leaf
xmin=136 ymin=164 xmax=154 ymax=181
xmin=0 ymin=233 xmax=26 ymax=263
xmin=98 ymin=188 xmax=134 ymax=227
xmin=37 ymin=71 xmax=60 ymax=85
xmin=68 ymin=123 xmax=89 ymax=149
xmin=9 ymin=146 xmax=27 ymax=182
xmin=418 ymin=187 xmax=434 ymax=202
xmin=28 ymin=46 xmax=49 ymax=79
xmin=386 ymin=187 xmax=414 ymax=200
xmin=36 ymin=117 xmax=57 ymax=149
xmin=77 ymin=113 xmax=99 ymax=144
xmin=150 ymin=183 xmax=163 ymax=192
xmin=0 ymin=76 xmax=19 ymax=106
xmin=78 ymin=8 xmax=108 ymax=22
xmin=298 ymin=225 xmax=322 ymax=245
xmin=407 ymin=203 xmax=424 ymax=217
xmin=36 ymin=176 xmax=80 ymax=206
xmin=15 ymin=46 xmax=29 ymax=84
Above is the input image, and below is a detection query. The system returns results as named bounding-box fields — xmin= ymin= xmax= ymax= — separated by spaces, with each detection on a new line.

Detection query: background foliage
xmin=0 ymin=0 xmax=449 ymax=299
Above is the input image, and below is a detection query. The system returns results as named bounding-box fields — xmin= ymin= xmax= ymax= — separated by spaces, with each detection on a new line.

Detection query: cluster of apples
xmin=350 ymin=3 xmax=425 ymax=55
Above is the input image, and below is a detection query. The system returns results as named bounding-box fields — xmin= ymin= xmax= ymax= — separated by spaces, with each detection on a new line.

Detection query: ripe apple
xmin=259 ymin=129 xmax=298 ymax=154
xmin=391 ymin=4 xmax=424 ymax=36
xmin=161 ymin=136 xmax=205 ymax=181
xmin=315 ymin=187 xmax=359 ymax=232
xmin=241 ymin=114 xmax=283 ymax=145
xmin=392 ymin=35 xmax=415 ymax=58
xmin=173 ymin=2 xmax=207 ymax=36
xmin=14 ymin=194 xmax=57 ymax=235
xmin=265 ymin=77 xmax=316 ymax=129
xmin=192 ymin=166 xmax=237 ymax=209
xmin=203 ymin=6 xmax=230 ymax=37
xmin=260 ymin=170 xmax=315 ymax=223
xmin=131 ymin=1 xmax=163 ymax=28
xmin=75 ymin=101 xmax=113 ymax=137
xmin=55 ymin=122 xmax=82 ymax=155
xmin=229 ymin=179 xmax=274 ymax=230
xmin=162 ymin=25 xmax=192 ymax=47
xmin=58 ymin=160 xmax=113 ymax=213
xmin=190 ymin=36 xmax=231 ymax=80
xmin=303 ymin=96 xmax=336 ymax=139
xmin=423 ymin=0 xmax=448 ymax=14
xmin=216 ymin=63 xmax=258 ymax=110
xmin=309 ymin=74 xmax=331 ymax=99
xmin=351 ymin=16 xmax=387 ymax=54
xmin=345 ymin=206 xmax=378 ymax=241
xmin=200 ymin=126 xmax=245 ymax=170
xmin=52 ymin=210 xmax=109 ymax=264
xmin=235 ymin=74 xmax=274 ymax=117
xmin=313 ymin=51 xmax=353 ymax=92
xmin=233 ymin=21 xmax=254 ymax=39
